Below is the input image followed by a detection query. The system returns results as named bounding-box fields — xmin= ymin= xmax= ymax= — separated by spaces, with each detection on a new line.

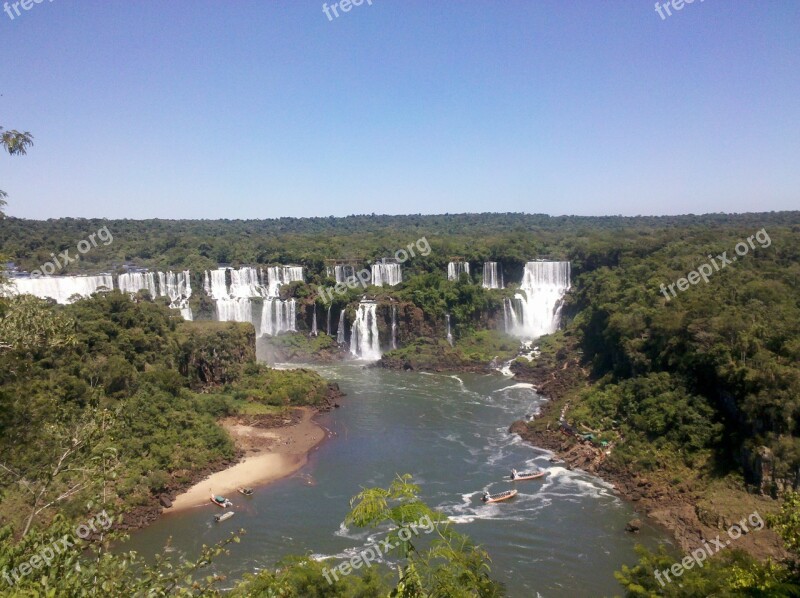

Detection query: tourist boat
xmin=214 ymin=511 xmax=234 ymax=523
xmin=210 ymin=492 xmax=232 ymax=508
xmin=237 ymin=487 xmax=254 ymax=496
xmin=481 ymin=489 xmax=517 ymax=503
xmin=509 ymin=468 xmax=547 ymax=481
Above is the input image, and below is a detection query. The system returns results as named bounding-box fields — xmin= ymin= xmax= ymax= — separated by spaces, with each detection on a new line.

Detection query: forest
xmin=1 ymin=210 xmax=799 ymax=595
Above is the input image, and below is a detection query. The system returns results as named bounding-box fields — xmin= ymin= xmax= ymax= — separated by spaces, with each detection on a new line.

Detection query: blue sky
xmin=1 ymin=0 xmax=798 ymax=219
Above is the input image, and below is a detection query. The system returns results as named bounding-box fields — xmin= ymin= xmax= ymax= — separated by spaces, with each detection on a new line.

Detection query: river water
xmin=126 ymin=364 xmax=669 ymax=596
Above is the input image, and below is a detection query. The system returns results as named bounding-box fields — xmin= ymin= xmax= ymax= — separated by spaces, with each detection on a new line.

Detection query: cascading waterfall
xmin=118 ymin=272 xmax=158 ymax=297
xmin=327 ymin=305 xmax=332 ymax=336
xmin=205 ymin=269 xmax=229 ymax=299
xmin=3 ymin=274 xmax=114 ymax=304
xmin=311 ymin=308 xmax=318 ymax=336
xmin=391 ymin=304 xmax=397 ymax=350
xmin=205 ymin=266 xmax=300 ymax=336
xmin=503 ymin=297 xmax=519 ymax=333
xmin=507 ymin=261 xmax=570 ymax=339
xmin=447 ymin=262 xmax=469 ymax=281
xmin=371 ymin=263 xmax=402 ymax=287
xmin=446 ymin=314 xmax=453 ymax=346
xmin=263 ymin=266 xmax=304 ymax=297
xmin=482 ymin=262 xmax=502 ymax=289
xmin=337 ymin=310 xmax=346 ymax=344
xmin=350 ymin=302 xmax=381 ymax=360
xmin=158 ymin=271 xmax=192 ymax=303
xmin=161 ymin=271 xmax=193 ymax=320
xmin=332 ymin=265 xmax=356 ymax=284
xmin=216 ymin=297 xmax=253 ymax=325
xmin=228 ymin=267 xmax=262 ymax=298
xmin=259 ymin=299 xmax=296 ymax=337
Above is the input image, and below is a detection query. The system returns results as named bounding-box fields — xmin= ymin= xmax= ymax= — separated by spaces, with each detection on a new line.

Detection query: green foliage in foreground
xmin=231 ymin=474 xmax=504 ymax=597
xmin=0 ymin=513 xmax=241 ymax=597
xmin=0 ymin=476 xmax=501 ymax=597
xmin=617 ymin=493 xmax=800 ymax=597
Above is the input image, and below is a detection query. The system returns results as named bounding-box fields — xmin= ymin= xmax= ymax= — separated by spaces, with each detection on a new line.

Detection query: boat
xmin=237 ymin=487 xmax=254 ymax=496
xmin=214 ymin=511 xmax=235 ymax=523
xmin=481 ymin=489 xmax=518 ymax=503
xmin=210 ymin=492 xmax=232 ymax=508
xmin=509 ymin=468 xmax=547 ymax=481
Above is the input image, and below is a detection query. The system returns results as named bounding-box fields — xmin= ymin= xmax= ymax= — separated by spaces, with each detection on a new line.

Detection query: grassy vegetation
xmin=0 ymin=292 xmax=332 ymax=534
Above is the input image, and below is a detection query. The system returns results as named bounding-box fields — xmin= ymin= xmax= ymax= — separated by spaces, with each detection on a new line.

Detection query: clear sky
xmin=1 ymin=1 xmax=798 ymax=219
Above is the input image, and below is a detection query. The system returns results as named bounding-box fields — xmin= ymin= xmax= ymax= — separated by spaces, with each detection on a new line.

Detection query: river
xmin=125 ymin=364 xmax=669 ymax=596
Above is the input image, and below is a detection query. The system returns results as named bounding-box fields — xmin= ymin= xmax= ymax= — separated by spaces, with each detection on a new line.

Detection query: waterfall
xmin=158 ymin=271 xmax=192 ymax=306
xmin=447 ymin=262 xmax=469 ymax=281
xmin=350 ymin=302 xmax=381 ymax=360
xmin=336 ymin=310 xmax=346 ymax=344
xmin=215 ymin=297 xmax=253 ymax=325
xmin=3 ymin=274 xmax=114 ymax=304
xmin=371 ymin=263 xmax=402 ymax=287
xmin=263 ymin=266 xmax=304 ymax=297
xmin=507 ymin=261 xmax=571 ymax=339
xmin=327 ymin=305 xmax=332 ymax=336
xmin=391 ymin=304 xmax=397 ymax=350
xmin=205 ymin=269 xmax=229 ymax=299
xmin=205 ymin=266 xmax=299 ymax=336
xmin=229 ymin=267 xmax=262 ymax=298
xmin=332 ymin=265 xmax=356 ymax=284
xmin=259 ymin=298 xmax=296 ymax=337
xmin=311 ymin=308 xmax=318 ymax=336
xmin=482 ymin=262 xmax=502 ymax=289
xmin=118 ymin=270 xmax=192 ymax=318
xmin=503 ymin=297 xmax=518 ymax=333
xmin=446 ymin=314 xmax=453 ymax=346
xmin=118 ymin=272 xmax=158 ymax=296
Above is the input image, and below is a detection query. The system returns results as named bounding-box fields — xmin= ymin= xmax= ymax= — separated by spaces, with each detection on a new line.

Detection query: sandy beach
xmin=168 ymin=407 xmax=327 ymax=512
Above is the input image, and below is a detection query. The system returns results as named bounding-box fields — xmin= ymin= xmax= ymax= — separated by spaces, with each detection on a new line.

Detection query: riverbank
xmin=508 ymin=343 xmax=788 ymax=562
xmin=167 ymin=407 xmax=330 ymax=513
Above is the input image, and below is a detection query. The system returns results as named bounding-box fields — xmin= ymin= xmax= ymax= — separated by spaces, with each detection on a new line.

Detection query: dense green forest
xmin=1 ymin=211 xmax=799 ymax=595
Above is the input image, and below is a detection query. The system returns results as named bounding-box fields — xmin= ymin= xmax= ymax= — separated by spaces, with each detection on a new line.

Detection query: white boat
xmin=214 ymin=511 xmax=235 ymax=523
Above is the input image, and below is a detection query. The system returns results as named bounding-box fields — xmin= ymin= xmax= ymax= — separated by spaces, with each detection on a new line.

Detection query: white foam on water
xmin=493 ymin=382 xmax=536 ymax=392
xmin=449 ymin=375 xmax=466 ymax=389
xmin=333 ymin=522 xmax=371 ymax=541
xmin=536 ymin=466 xmax=617 ymax=502
xmin=441 ymin=486 xmax=552 ymax=525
